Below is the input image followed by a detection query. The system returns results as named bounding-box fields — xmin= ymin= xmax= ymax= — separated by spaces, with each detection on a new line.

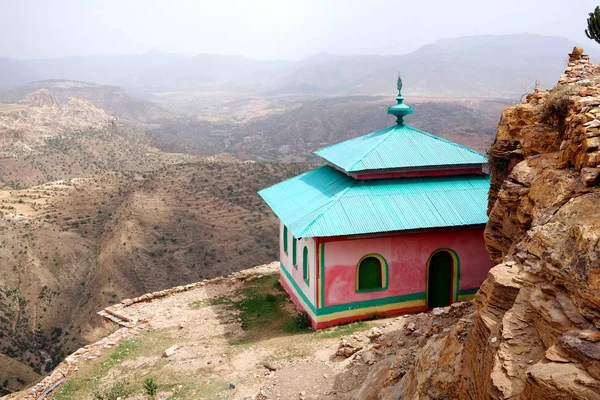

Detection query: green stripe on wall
xmin=280 ymin=262 xmax=317 ymax=314
xmin=458 ymin=287 xmax=479 ymax=296
xmin=281 ymin=262 xmax=425 ymax=316
xmin=320 ymin=242 xmax=325 ymax=309
xmin=318 ymin=291 xmax=426 ymax=315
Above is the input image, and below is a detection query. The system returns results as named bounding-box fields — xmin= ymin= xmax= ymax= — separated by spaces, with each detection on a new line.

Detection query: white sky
xmin=3 ymin=0 xmax=600 ymax=60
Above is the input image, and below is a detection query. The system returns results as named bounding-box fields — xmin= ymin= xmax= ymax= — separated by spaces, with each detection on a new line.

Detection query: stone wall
xmin=556 ymin=48 xmax=600 ymax=186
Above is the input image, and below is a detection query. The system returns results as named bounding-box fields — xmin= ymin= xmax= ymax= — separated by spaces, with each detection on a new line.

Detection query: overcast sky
xmin=3 ymin=0 xmax=600 ymax=60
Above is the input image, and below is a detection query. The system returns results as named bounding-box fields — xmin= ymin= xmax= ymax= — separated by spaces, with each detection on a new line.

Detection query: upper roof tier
xmin=314 ymin=124 xmax=488 ymax=173
xmin=314 ymin=77 xmax=487 ymax=174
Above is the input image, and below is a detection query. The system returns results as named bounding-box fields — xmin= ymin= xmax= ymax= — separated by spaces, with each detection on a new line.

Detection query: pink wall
xmin=323 ymin=228 xmax=491 ymax=307
xmin=280 ymin=222 xmax=317 ymax=306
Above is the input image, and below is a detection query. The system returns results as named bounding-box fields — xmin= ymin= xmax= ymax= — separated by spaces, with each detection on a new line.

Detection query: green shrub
xmin=143 ymin=377 xmax=158 ymax=396
xmin=95 ymin=382 xmax=129 ymax=400
xmin=539 ymin=85 xmax=581 ymax=135
xmin=294 ymin=311 xmax=311 ymax=330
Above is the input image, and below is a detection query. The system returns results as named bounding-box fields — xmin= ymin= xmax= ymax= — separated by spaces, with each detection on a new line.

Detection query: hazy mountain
xmin=1 ymin=34 xmax=596 ymax=98
xmin=0 ymin=80 xmax=176 ymax=124
xmin=0 ymin=58 xmax=46 ymax=87
xmin=25 ymin=51 xmax=186 ymax=86
xmin=270 ymin=34 xmax=598 ymax=98
xmin=120 ymin=53 xmax=291 ymax=92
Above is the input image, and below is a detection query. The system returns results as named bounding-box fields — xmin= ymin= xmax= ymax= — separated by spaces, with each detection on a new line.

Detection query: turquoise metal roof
xmin=314 ymin=124 xmax=488 ymax=173
xmin=258 ymin=165 xmax=490 ymax=238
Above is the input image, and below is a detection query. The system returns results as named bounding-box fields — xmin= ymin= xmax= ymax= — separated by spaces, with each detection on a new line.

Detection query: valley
xmin=0 ymin=84 xmax=312 ymax=393
xmin=0 ymin=158 xmax=307 ymax=394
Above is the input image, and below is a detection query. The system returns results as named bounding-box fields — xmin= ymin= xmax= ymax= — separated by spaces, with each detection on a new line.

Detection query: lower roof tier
xmin=258 ymin=165 xmax=490 ymax=238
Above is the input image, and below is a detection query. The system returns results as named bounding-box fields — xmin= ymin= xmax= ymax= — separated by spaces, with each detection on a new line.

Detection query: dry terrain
xmin=0 ymin=159 xmax=306 ymax=395
xmin=0 ymin=86 xmax=311 ymax=393
xmin=3 ymin=263 xmax=472 ymax=400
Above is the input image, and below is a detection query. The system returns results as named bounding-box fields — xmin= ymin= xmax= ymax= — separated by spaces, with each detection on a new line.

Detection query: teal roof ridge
xmin=402 ymin=124 xmax=487 ymax=159
xmin=314 ymin=125 xmax=394 ymax=158
xmin=297 ymin=178 xmax=357 ymax=237
xmin=346 ymin=126 xmax=397 ymax=171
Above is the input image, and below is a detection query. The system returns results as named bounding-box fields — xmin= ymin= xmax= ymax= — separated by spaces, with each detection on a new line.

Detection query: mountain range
xmin=2 ymin=34 xmax=597 ymax=98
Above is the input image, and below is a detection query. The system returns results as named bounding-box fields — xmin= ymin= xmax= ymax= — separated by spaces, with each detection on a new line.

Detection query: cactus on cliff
xmin=585 ymin=6 xmax=600 ymax=44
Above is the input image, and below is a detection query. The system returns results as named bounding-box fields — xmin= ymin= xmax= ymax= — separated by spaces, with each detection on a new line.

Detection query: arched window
xmin=292 ymin=237 xmax=297 ymax=268
xmin=302 ymin=246 xmax=309 ymax=284
xmin=283 ymin=226 xmax=288 ymax=253
xmin=356 ymin=254 xmax=388 ymax=292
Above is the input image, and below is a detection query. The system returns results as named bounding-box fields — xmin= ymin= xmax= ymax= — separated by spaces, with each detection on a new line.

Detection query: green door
xmin=427 ymin=251 xmax=453 ymax=308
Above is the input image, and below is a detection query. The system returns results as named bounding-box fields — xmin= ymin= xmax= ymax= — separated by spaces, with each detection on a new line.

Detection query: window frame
xmin=302 ymin=246 xmax=310 ymax=285
xmin=355 ymin=253 xmax=389 ymax=293
xmin=283 ymin=225 xmax=288 ymax=254
xmin=292 ymin=237 xmax=298 ymax=269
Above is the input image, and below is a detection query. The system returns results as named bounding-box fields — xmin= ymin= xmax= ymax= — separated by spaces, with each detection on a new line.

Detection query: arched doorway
xmin=427 ymin=250 xmax=456 ymax=308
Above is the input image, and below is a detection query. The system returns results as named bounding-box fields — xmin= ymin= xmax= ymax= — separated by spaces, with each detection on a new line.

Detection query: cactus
xmin=585 ymin=6 xmax=600 ymax=44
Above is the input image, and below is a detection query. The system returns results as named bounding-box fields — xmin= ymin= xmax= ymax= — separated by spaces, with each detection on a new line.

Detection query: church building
xmin=259 ymin=78 xmax=493 ymax=329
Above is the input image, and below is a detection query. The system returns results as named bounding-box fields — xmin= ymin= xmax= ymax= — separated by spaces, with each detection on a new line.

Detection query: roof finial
xmin=397 ymin=72 xmax=403 ymax=95
xmin=388 ymin=74 xmax=413 ymax=125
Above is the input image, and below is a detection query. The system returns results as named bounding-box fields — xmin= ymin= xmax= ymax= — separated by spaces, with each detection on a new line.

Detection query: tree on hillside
xmin=585 ymin=6 xmax=600 ymax=44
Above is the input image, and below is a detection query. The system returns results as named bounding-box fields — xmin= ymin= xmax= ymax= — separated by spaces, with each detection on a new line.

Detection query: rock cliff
xmin=0 ymin=88 xmax=115 ymax=152
xmin=358 ymin=48 xmax=600 ymax=399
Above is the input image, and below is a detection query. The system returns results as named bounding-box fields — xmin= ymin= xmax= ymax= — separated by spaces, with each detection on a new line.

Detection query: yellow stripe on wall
xmin=314 ymin=298 xmax=426 ymax=323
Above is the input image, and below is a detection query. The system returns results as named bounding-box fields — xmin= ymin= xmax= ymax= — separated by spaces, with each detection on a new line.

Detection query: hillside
xmin=0 ymin=82 xmax=504 ymax=163
xmin=0 ymin=88 xmax=196 ymax=189
xmin=0 ymin=89 xmax=313 ymax=393
xmin=0 ymin=88 xmax=113 ymax=149
xmin=0 ymin=160 xmax=307 ymax=395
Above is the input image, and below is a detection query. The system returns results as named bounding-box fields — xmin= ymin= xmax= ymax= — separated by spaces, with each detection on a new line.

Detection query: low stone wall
xmin=550 ymin=48 xmax=600 ymax=186
xmin=558 ymin=48 xmax=598 ymax=85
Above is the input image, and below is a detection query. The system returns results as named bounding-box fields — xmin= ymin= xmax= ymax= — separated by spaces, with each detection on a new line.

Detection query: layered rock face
xmin=464 ymin=51 xmax=600 ymax=398
xmin=442 ymin=48 xmax=600 ymax=399
xmin=357 ymin=49 xmax=600 ymax=399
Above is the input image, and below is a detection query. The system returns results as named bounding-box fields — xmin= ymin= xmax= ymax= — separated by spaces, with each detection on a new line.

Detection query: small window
xmin=357 ymin=256 xmax=385 ymax=291
xmin=283 ymin=226 xmax=288 ymax=253
xmin=292 ymin=237 xmax=297 ymax=268
xmin=303 ymin=246 xmax=309 ymax=284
